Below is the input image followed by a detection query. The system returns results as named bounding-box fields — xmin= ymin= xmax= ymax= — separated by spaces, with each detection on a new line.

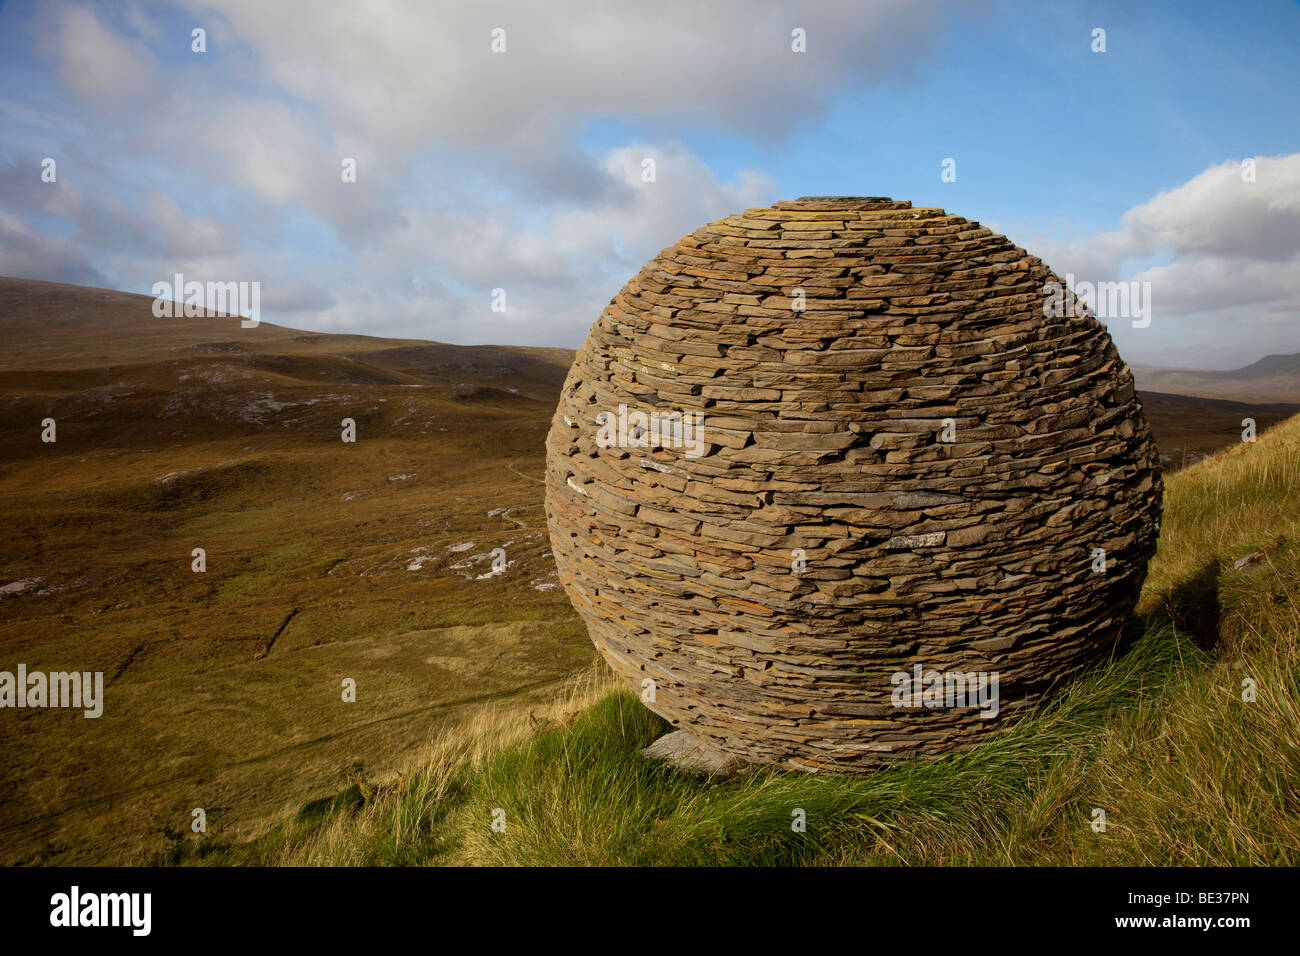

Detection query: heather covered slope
xmin=0 ymin=278 xmax=594 ymax=864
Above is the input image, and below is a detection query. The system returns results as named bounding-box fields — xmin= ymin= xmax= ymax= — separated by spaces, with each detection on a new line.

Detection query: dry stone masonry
xmin=545 ymin=197 xmax=1162 ymax=772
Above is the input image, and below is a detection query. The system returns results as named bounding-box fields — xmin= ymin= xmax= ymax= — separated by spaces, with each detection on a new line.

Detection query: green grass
xmin=194 ymin=414 xmax=1299 ymax=867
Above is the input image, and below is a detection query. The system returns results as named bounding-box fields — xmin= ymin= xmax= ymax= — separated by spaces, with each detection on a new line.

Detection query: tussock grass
xmin=223 ymin=416 xmax=1300 ymax=867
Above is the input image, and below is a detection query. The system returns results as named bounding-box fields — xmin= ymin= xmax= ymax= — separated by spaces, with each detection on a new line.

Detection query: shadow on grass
xmin=1166 ymin=559 xmax=1223 ymax=654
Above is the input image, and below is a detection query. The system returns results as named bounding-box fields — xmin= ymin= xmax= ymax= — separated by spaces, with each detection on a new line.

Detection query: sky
xmin=1 ymin=0 xmax=1298 ymax=369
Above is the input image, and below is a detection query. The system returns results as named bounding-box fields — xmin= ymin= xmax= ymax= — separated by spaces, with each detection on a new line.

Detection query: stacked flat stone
xmin=544 ymin=197 xmax=1162 ymax=772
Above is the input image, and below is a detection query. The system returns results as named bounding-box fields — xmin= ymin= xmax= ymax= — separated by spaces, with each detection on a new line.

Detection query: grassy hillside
xmin=181 ymin=413 xmax=1300 ymax=867
xmin=3 ymin=277 xmax=1295 ymax=866
xmin=1139 ymin=390 xmax=1299 ymax=470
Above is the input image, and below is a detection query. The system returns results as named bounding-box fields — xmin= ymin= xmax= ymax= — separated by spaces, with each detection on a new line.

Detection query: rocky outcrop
xmin=545 ymin=197 xmax=1162 ymax=772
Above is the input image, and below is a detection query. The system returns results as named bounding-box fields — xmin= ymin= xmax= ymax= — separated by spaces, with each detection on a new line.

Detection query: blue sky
xmin=1 ymin=0 xmax=1298 ymax=368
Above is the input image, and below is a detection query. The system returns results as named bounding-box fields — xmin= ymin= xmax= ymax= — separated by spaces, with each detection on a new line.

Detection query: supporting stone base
xmin=641 ymin=730 xmax=747 ymax=778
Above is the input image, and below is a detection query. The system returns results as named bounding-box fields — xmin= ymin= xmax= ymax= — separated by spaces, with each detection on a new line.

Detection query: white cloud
xmin=179 ymin=0 xmax=946 ymax=153
xmin=1015 ymin=154 xmax=1300 ymax=368
xmin=42 ymin=4 xmax=154 ymax=106
xmin=0 ymin=208 xmax=108 ymax=287
xmin=1123 ymin=155 xmax=1300 ymax=262
xmin=9 ymin=1 xmax=859 ymax=347
xmin=6 ymin=1 xmax=1296 ymax=373
xmin=300 ymin=142 xmax=777 ymax=346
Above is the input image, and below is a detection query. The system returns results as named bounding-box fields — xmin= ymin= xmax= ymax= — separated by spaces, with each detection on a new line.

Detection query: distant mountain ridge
xmin=0 ymin=276 xmax=573 ymax=404
xmin=1132 ymin=353 xmax=1300 ymax=404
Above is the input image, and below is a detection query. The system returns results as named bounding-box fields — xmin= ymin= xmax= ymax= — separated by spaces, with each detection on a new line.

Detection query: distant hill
xmin=1139 ymin=390 xmax=1300 ymax=470
xmin=0 ymin=276 xmax=590 ymax=865
xmin=0 ymin=277 xmax=573 ymax=404
xmin=1132 ymin=352 xmax=1300 ymax=404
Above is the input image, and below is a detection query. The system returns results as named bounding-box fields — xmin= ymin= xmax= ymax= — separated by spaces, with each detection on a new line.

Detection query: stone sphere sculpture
xmin=544 ymin=197 xmax=1162 ymax=772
